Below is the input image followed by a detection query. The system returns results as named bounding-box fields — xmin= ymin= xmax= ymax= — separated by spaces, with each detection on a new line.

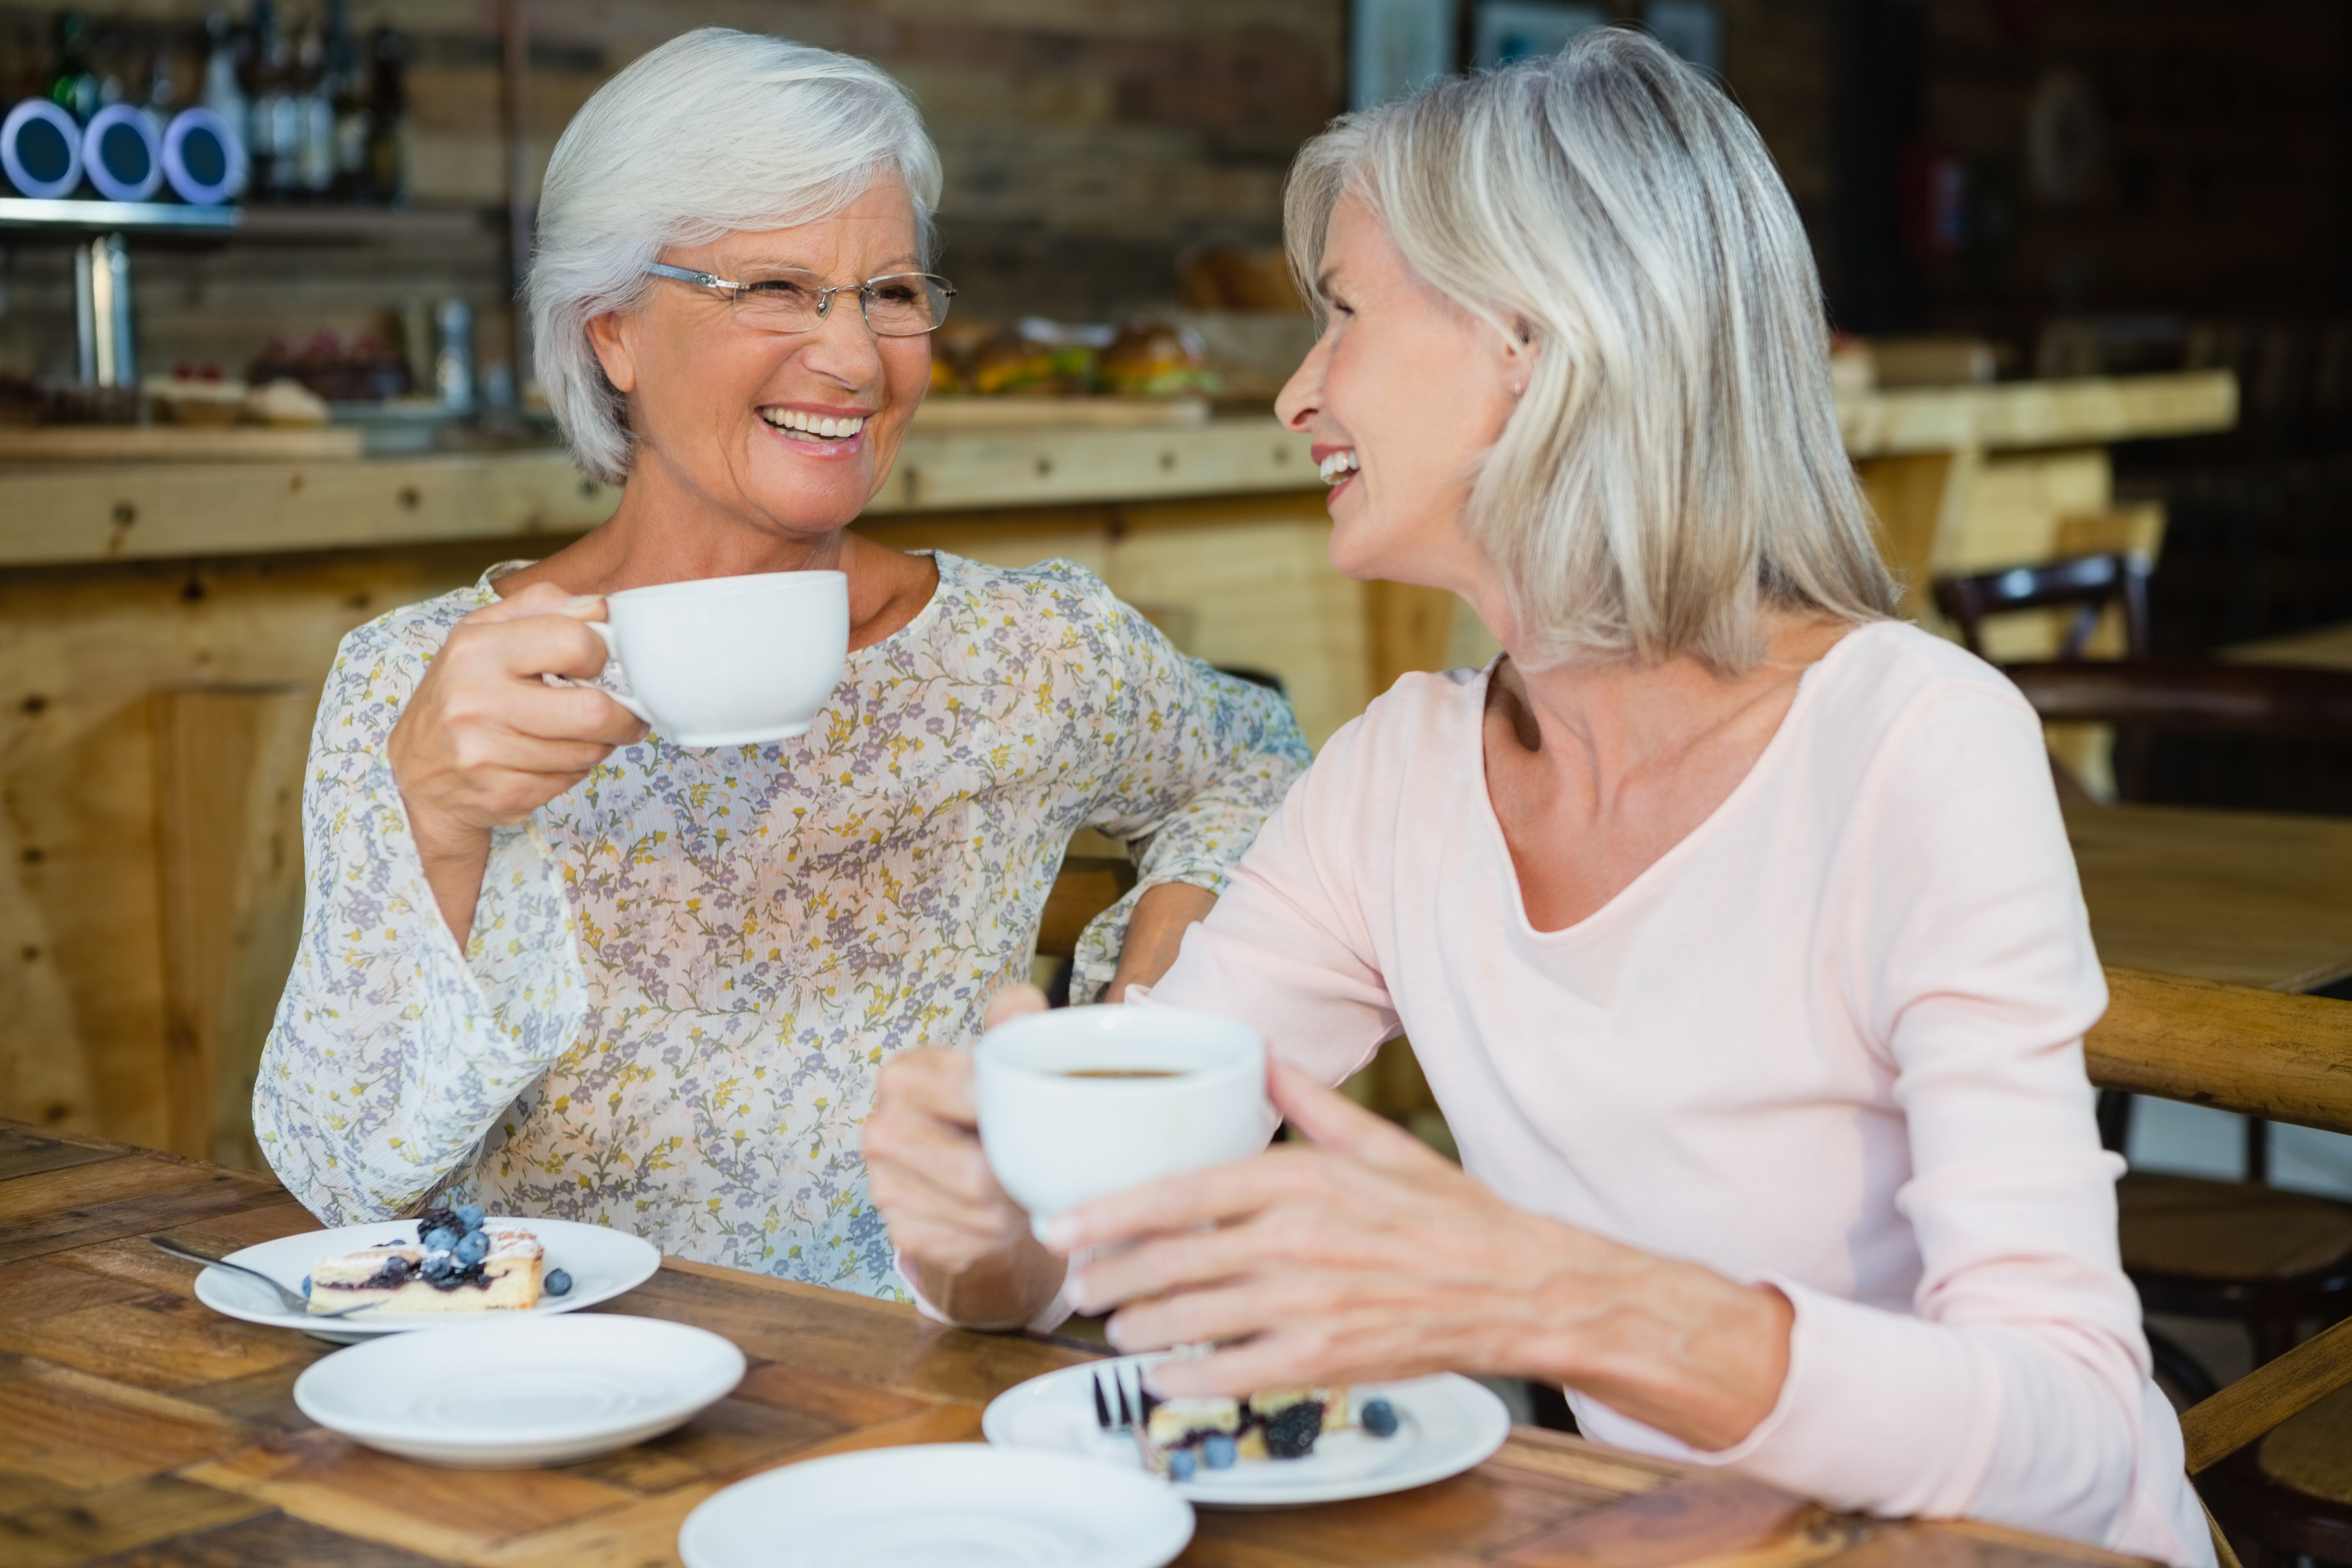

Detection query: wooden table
xmin=2220 ymin=621 xmax=2352 ymax=673
xmin=0 ymin=1124 xmax=2146 ymax=1568
xmin=2067 ymin=802 xmax=2352 ymax=992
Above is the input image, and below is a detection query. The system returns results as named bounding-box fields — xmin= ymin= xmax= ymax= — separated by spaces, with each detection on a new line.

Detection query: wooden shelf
xmin=0 ymin=425 xmax=364 ymax=464
xmin=1837 ymin=370 xmax=2238 ymax=457
xmin=0 ymin=376 xmax=2244 ymax=572
xmin=230 ymin=205 xmax=497 ymax=246
xmin=0 ymin=197 xmax=238 ymax=235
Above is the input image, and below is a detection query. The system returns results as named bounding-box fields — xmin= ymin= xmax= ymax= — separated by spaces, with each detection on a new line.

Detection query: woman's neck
xmin=1493 ymin=610 xmax=1853 ymax=801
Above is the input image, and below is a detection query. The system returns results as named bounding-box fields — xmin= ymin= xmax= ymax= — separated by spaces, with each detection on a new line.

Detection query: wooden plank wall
xmin=0 ymin=1 xmax=1848 ymax=385
xmin=0 ymin=0 xmax=1346 ymax=385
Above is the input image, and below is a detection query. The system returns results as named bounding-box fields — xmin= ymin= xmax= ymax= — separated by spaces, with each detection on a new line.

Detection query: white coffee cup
xmin=976 ymin=1004 xmax=1268 ymax=1242
xmin=584 ymin=571 xmax=847 ymax=747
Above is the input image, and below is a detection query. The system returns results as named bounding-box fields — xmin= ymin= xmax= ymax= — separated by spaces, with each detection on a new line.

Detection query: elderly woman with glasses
xmin=865 ymin=30 xmax=2211 ymax=1564
xmin=254 ymin=28 xmax=1307 ymax=1313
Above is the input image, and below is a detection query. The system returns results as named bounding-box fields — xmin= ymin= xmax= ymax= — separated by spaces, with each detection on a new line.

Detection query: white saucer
xmin=982 ymin=1355 xmax=1512 ymax=1508
xmin=194 ymin=1217 xmax=661 ymax=1343
xmin=679 ymin=1444 xmax=1193 ymax=1568
xmin=294 ymin=1312 xmax=744 ymax=1468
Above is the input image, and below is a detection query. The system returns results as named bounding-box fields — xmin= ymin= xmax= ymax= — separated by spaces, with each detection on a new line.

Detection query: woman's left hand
xmin=1046 ymin=1058 xmax=1795 ymax=1452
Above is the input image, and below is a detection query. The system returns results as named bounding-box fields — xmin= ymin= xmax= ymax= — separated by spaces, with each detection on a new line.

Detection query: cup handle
xmin=575 ymin=620 xmax=655 ymax=726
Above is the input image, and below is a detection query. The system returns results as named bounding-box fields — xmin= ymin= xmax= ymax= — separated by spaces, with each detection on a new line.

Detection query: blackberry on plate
xmin=1260 ymin=1399 xmax=1325 ymax=1459
xmin=414 ymin=1207 xmax=461 ymax=1244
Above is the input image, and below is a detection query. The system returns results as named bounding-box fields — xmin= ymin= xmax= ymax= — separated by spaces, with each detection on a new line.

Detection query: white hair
xmin=530 ymin=29 xmax=942 ymax=484
xmin=1286 ymin=28 xmax=1898 ymax=672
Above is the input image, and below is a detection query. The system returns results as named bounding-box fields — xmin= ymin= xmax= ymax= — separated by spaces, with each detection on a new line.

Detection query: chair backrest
xmin=1035 ymin=855 xmax=1137 ymax=960
xmin=2089 ymin=967 xmax=2352 ymax=1472
xmin=2005 ymin=660 xmax=2352 ymax=739
xmin=1934 ymin=550 xmax=2154 ymax=660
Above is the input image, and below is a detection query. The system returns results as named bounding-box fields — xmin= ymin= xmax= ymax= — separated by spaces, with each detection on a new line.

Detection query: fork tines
xmin=1091 ymin=1363 xmax=1143 ymax=1432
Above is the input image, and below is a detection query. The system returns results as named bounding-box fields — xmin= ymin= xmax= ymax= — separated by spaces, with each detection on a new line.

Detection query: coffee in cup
xmin=975 ymin=1004 xmax=1267 ymax=1241
xmin=581 ymin=570 xmax=847 ymax=747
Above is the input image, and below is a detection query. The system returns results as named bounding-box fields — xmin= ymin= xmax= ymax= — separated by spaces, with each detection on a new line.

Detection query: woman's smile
xmin=758 ymin=402 xmax=875 ymax=460
xmin=1313 ymin=443 xmax=1359 ymax=502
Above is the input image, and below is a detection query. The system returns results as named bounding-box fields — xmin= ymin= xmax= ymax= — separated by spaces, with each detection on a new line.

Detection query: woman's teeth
xmin=761 ymin=408 xmax=866 ymax=439
xmin=1319 ymin=450 xmax=1359 ymax=485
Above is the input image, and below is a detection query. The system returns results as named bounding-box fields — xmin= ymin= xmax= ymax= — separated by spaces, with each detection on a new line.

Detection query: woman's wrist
xmin=1105 ymin=881 xmax=1218 ymax=999
xmin=1515 ymin=1231 xmax=1793 ymax=1451
xmin=912 ymin=1230 xmax=1068 ymax=1332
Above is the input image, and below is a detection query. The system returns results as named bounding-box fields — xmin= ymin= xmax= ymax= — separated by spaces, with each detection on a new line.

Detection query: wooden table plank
xmin=0 ymin=1124 xmax=2154 ymax=1568
xmin=2219 ymin=620 xmax=2352 ymax=672
xmin=2067 ymin=801 xmax=2352 ymax=991
xmin=3 ymin=1475 xmax=270 ymax=1568
xmin=0 ymin=1128 xmax=121 ymax=1183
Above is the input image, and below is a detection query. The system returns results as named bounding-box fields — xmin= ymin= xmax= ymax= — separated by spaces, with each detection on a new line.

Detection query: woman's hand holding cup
xmin=387 ymin=581 xmax=650 ymax=938
xmin=866 ymin=986 xmax=1070 ymax=1329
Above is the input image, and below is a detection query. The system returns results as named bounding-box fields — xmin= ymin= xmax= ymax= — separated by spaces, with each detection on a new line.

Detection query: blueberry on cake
xmin=306 ymin=1204 xmax=543 ymax=1314
xmin=1136 ymin=1385 xmax=1355 ymax=1479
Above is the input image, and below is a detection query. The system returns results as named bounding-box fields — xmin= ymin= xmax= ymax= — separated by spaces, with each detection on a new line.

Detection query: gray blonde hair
xmin=1286 ymin=28 xmax=1897 ymax=671
xmin=530 ymin=29 xmax=942 ymax=484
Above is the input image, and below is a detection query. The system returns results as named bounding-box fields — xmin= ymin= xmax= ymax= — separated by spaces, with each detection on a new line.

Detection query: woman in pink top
xmin=861 ymin=29 xmax=2209 ymax=1565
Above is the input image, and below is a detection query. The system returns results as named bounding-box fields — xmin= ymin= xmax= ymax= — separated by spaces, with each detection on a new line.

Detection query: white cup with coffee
xmin=584 ymin=570 xmax=847 ymax=747
xmin=976 ymin=1004 xmax=1268 ymax=1242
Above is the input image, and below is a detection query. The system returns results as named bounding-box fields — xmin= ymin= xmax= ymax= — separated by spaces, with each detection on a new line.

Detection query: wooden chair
xmin=2014 ymin=666 xmax=2352 ymax=1388
xmin=1933 ymin=550 xmax=2154 ymax=662
xmin=2092 ymin=968 xmax=2352 ymax=1565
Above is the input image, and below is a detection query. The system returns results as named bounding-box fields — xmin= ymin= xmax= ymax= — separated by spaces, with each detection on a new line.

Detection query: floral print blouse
xmin=254 ymin=551 xmax=1310 ymax=1300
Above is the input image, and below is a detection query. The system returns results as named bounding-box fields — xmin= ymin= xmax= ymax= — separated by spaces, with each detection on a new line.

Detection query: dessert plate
xmin=295 ymin=1312 xmax=743 ymax=1467
xmin=192 ymin=1216 xmax=661 ymax=1343
xmin=679 ymin=1444 xmax=1193 ymax=1568
xmin=982 ymin=1354 xmax=1512 ymax=1508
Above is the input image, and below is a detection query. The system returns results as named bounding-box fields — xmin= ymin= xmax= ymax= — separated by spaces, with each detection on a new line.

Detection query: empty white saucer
xmin=294 ymin=1312 xmax=744 ymax=1467
xmin=678 ymin=1444 xmax=1194 ymax=1568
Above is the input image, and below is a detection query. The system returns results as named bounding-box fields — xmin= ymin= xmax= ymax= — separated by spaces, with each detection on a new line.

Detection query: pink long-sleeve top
xmin=1147 ymin=621 xmax=2209 ymax=1566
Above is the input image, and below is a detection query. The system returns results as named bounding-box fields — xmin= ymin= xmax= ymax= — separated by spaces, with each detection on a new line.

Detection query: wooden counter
xmin=0 ymin=417 xmax=1316 ymax=568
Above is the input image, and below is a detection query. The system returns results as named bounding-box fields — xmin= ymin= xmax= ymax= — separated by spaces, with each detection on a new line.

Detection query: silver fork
xmin=149 ymin=1235 xmax=382 ymax=1319
xmin=1091 ymin=1362 xmax=1151 ymax=1432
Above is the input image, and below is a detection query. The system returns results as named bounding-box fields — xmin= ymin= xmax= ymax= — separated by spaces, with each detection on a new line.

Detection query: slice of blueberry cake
xmin=306 ymin=1205 xmax=545 ymax=1314
xmin=1136 ymin=1385 xmax=1370 ymax=1479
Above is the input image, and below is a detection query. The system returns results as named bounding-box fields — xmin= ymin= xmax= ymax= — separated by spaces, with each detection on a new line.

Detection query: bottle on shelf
xmin=365 ymin=23 xmax=411 ymax=206
xmin=200 ymin=8 xmax=250 ymax=167
xmin=49 ymin=10 xmax=100 ymax=123
xmin=145 ymin=46 xmax=178 ymax=130
xmin=324 ymin=0 xmax=369 ymax=202
xmin=245 ymin=0 xmax=297 ymax=199
xmin=294 ymin=13 xmax=333 ymax=198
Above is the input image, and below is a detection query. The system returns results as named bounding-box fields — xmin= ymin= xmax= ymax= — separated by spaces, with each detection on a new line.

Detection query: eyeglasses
xmin=644 ymin=261 xmax=956 ymax=337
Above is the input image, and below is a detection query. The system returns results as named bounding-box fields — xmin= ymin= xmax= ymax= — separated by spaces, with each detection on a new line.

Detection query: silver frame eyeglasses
xmin=644 ymin=261 xmax=956 ymax=338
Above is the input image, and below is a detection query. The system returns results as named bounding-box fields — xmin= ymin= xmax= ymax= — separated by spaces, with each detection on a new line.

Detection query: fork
xmin=1092 ymin=1363 xmax=1146 ymax=1432
xmin=149 ymin=1235 xmax=381 ymax=1319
